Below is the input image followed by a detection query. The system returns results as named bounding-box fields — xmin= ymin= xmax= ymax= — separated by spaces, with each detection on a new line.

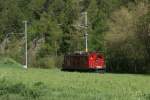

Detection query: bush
xmin=29 ymin=54 xmax=64 ymax=69
xmin=54 ymin=55 xmax=64 ymax=69
xmin=21 ymin=82 xmax=48 ymax=99
xmin=0 ymin=78 xmax=48 ymax=99
xmin=0 ymin=57 xmax=22 ymax=68
xmin=36 ymin=57 xmax=56 ymax=69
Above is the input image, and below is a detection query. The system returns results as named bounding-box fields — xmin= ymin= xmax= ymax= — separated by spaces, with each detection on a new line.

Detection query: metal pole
xmin=84 ymin=12 xmax=88 ymax=52
xmin=23 ymin=21 xmax=28 ymax=69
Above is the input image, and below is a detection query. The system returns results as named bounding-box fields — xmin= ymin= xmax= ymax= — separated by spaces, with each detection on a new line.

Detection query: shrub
xmin=21 ymin=82 xmax=48 ymax=99
xmin=33 ymin=57 xmax=56 ymax=69
xmin=0 ymin=78 xmax=48 ymax=99
xmin=29 ymin=55 xmax=64 ymax=69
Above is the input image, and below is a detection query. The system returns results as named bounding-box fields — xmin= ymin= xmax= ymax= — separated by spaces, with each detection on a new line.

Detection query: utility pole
xmin=84 ymin=12 xmax=88 ymax=52
xmin=23 ymin=21 xmax=28 ymax=69
xmin=6 ymin=21 xmax=28 ymax=69
xmin=58 ymin=12 xmax=88 ymax=52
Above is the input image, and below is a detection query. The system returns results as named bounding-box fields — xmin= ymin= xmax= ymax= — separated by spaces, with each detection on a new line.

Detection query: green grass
xmin=0 ymin=59 xmax=150 ymax=100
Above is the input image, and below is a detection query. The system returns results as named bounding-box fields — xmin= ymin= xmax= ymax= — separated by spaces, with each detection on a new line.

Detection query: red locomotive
xmin=62 ymin=51 xmax=105 ymax=72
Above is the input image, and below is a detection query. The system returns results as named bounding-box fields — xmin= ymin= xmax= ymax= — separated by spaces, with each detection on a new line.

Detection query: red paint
xmin=88 ymin=52 xmax=105 ymax=69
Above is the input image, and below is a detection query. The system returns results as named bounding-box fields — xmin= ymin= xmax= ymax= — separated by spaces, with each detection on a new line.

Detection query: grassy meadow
xmin=0 ymin=58 xmax=150 ymax=100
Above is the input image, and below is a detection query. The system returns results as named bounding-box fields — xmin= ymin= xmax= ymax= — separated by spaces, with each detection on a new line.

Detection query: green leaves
xmin=105 ymin=2 xmax=150 ymax=73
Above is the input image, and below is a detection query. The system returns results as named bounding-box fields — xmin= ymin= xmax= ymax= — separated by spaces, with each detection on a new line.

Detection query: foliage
xmin=105 ymin=2 xmax=149 ymax=73
xmin=0 ymin=78 xmax=48 ymax=100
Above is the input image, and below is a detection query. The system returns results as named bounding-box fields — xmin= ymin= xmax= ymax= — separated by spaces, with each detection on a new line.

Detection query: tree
xmin=105 ymin=2 xmax=149 ymax=73
xmin=29 ymin=12 xmax=62 ymax=56
xmin=136 ymin=10 xmax=150 ymax=71
xmin=0 ymin=0 xmax=24 ymax=41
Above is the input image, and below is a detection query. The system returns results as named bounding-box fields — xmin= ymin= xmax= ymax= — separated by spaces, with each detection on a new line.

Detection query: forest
xmin=0 ymin=0 xmax=150 ymax=73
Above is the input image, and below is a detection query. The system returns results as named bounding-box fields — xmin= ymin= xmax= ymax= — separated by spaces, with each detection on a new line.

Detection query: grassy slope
xmin=0 ymin=63 xmax=150 ymax=100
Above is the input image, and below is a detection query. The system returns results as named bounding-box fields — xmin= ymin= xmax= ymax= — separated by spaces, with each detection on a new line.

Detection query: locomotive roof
xmin=65 ymin=51 xmax=104 ymax=56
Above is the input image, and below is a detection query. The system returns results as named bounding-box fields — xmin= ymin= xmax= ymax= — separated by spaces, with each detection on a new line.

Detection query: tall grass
xmin=0 ymin=77 xmax=48 ymax=100
xmin=0 ymin=62 xmax=150 ymax=100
